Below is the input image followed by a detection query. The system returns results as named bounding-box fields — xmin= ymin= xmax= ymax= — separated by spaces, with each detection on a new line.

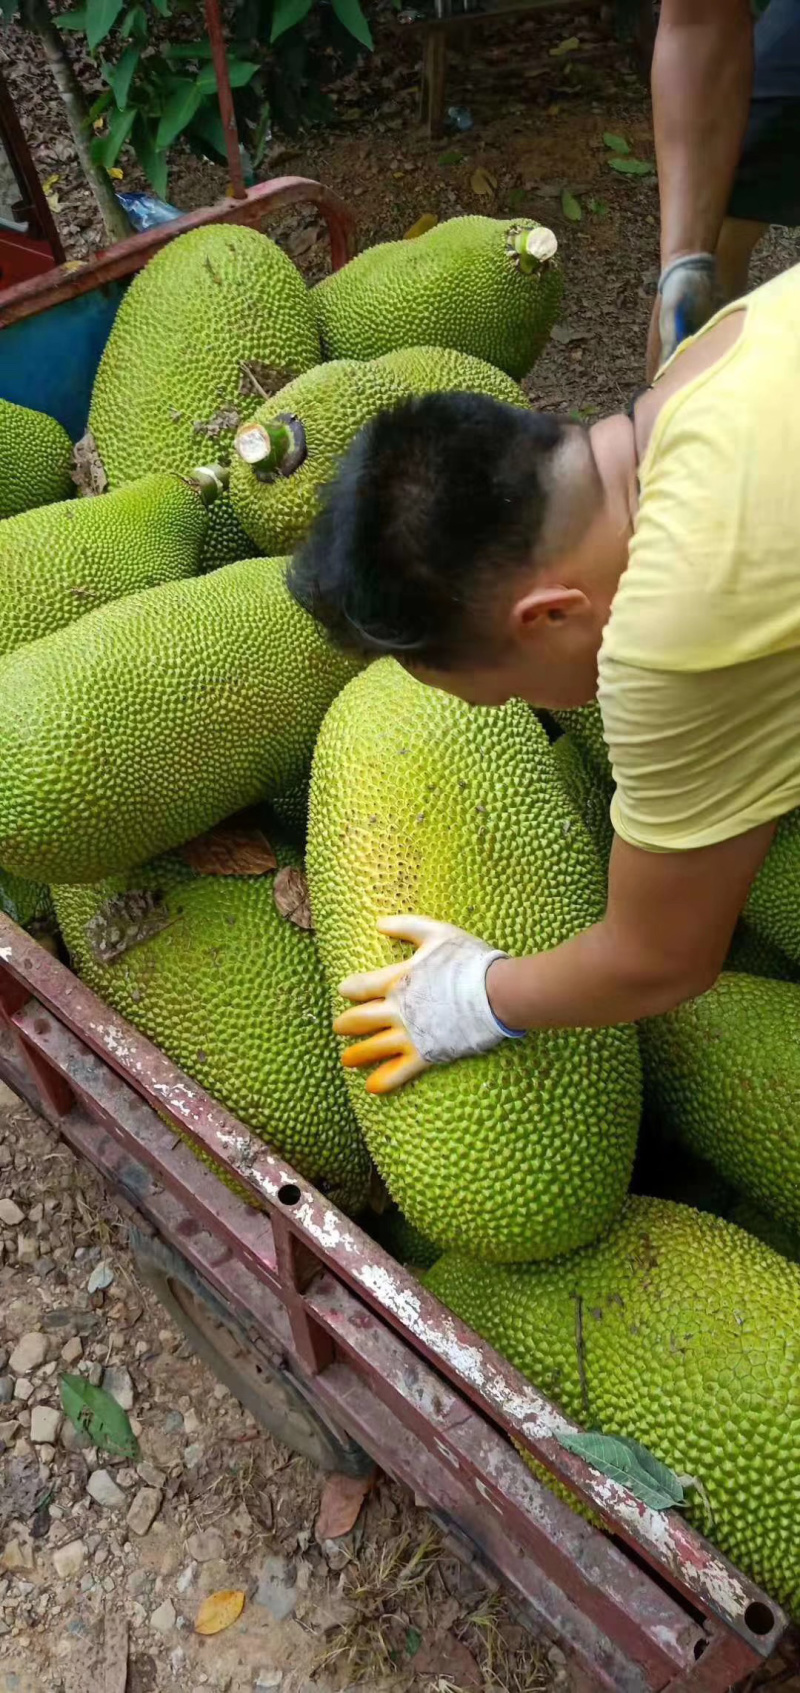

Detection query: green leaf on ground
xmin=561 ymin=188 xmax=581 ymax=221
xmin=550 ymin=35 xmax=579 ymax=54
xmin=609 ymin=156 xmax=654 ymax=176
xmin=60 ymin=1375 xmax=140 ymax=1460
xmin=437 ymin=149 xmax=463 ymax=166
xmin=603 ymin=131 xmax=629 ymax=154
xmin=557 ymin=1430 xmax=685 ymax=1511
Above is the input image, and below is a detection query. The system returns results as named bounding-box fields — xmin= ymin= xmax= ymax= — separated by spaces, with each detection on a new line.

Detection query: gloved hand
xmin=334 ymin=914 xmax=525 ymax=1095
xmin=656 ymin=253 xmax=718 ymax=368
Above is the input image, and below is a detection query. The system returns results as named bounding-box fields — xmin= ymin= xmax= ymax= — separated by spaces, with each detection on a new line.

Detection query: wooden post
xmin=420 ymin=26 xmax=448 ymax=138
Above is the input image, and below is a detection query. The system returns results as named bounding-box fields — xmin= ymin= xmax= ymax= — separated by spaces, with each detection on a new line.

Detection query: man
xmin=650 ymin=0 xmax=800 ymax=370
xmin=289 ymin=263 xmax=800 ymax=1095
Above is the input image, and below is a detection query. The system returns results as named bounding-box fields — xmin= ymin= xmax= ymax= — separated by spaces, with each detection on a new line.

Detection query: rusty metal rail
xmin=0 ymin=914 xmax=787 ymax=1689
xmin=0 ymin=176 xmax=356 ymax=326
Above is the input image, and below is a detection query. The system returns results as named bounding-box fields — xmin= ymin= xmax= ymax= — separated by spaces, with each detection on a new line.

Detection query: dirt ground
xmin=0 ymin=1081 xmax=571 ymax=1693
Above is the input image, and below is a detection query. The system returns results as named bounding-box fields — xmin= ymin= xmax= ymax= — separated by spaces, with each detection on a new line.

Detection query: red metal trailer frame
xmin=0 ymin=915 xmax=791 ymax=1692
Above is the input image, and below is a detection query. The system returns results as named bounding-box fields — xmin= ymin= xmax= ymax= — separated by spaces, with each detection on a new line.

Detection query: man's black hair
xmin=288 ymin=391 xmax=586 ymax=670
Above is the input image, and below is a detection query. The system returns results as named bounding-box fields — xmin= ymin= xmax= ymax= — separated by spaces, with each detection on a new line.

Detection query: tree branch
xmin=20 ymin=0 xmax=132 ymax=245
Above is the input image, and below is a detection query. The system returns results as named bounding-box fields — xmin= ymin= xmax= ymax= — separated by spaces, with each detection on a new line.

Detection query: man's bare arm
xmin=486 ymin=821 xmax=775 ymax=1031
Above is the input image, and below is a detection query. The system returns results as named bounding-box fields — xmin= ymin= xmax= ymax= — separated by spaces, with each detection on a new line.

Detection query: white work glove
xmin=657 ymin=253 xmax=718 ymax=368
xmin=334 ymin=915 xmax=525 ymax=1095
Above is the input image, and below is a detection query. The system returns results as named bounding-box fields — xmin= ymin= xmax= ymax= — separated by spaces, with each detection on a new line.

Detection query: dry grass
xmin=309 ymin=1523 xmax=551 ymax=1691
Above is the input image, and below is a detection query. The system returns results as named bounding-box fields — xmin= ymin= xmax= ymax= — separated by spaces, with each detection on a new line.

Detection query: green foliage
xmin=8 ymin=0 xmax=373 ymax=194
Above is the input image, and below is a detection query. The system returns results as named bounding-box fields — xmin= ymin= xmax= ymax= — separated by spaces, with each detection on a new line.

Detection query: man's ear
xmin=511 ymin=584 xmax=591 ymax=635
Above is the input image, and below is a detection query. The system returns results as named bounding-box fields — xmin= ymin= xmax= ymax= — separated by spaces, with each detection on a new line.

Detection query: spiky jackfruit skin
xmin=369 ymin=1206 xmax=440 ymax=1270
xmin=744 ymin=806 xmax=800 ymax=965
xmin=0 ymin=869 xmax=57 ymax=938
xmin=0 ymin=558 xmax=362 ymax=885
xmin=640 ymin=973 xmax=800 ymax=1232
xmin=426 ymin=1196 xmax=800 ymax=1614
xmin=307 ymin=660 xmax=641 ymax=1263
xmin=0 ymin=472 xmax=209 ymax=660
xmin=88 ymin=225 xmax=320 ymax=489
xmin=550 ymin=703 xmax=612 ymax=787
xmin=53 ymin=843 xmax=370 ymax=1214
xmin=0 ymin=399 xmax=73 ymax=519
xmin=313 ymin=217 xmax=562 ymax=379
xmin=725 ymin=919 xmax=798 ymax=982
xmin=230 ymin=345 xmax=525 ymax=556
xmin=199 ymin=495 xmax=257 ymax=573
xmin=551 ymin=734 xmax=613 ymax=872
xmin=230 ymin=358 xmax=405 ymax=555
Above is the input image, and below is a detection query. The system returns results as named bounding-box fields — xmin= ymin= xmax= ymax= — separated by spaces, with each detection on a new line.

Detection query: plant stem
xmin=20 ymin=0 xmax=132 ymax=246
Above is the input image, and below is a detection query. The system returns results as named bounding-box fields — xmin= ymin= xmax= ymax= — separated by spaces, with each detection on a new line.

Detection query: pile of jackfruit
xmin=1 ymin=218 xmax=798 ymax=1615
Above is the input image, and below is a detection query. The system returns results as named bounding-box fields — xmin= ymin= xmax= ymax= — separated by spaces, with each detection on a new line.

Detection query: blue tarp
xmin=0 ymin=282 xmax=127 ymax=440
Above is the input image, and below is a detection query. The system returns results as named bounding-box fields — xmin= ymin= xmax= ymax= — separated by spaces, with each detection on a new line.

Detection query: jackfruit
xmin=312 ymin=217 xmax=562 ymax=379
xmin=368 ymin=1205 xmax=440 ymax=1270
xmin=743 ymin=806 xmax=800 ymax=965
xmin=0 ymin=468 xmax=218 ymax=660
xmin=0 ymin=398 xmax=73 ymax=519
xmin=724 ymin=1196 xmax=800 ymax=1264
xmin=53 ymin=843 xmax=370 ymax=1214
xmin=0 ymin=869 xmax=57 ymax=940
xmin=199 ymin=495 xmax=257 ymax=573
xmin=230 ymin=345 xmax=526 ymax=556
xmin=551 ymin=733 xmax=613 ymax=871
xmin=426 ymin=1196 xmax=800 ymax=1614
xmin=725 ymin=919 xmax=797 ymax=982
xmin=0 ymin=557 xmax=362 ymax=885
xmin=550 ymin=703 xmax=612 ymax=788
xmin=640 ymin=972 xmax=800 ymax=1232
xmin=307 ymin=659 xmax=641 ymax=1262
xmin=88 ymin=225 xmax=320 ymax=498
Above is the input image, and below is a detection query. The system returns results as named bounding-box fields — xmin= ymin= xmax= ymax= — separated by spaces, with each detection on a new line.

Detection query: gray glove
xmin=657 ymin=253 xmax=718 ymax=367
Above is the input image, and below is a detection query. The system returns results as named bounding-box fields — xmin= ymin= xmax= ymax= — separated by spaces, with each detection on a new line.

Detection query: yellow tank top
xmin=598 ymin=262 xmax=800 ymax=852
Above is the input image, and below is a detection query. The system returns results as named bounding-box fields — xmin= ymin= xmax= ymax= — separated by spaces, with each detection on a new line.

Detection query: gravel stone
xmin=30 ymin=1405 xmax=61 ymax=1445
xmin=8 ymin=1333 xmax=47 ymax=1375
xmin=101 ymin=1365 xmax=134 ymax=1411
xmin=0 ymin=1199 xmax=24 ymax=1226
xmin=186 ymin=1528 xmax=224 ymax=1564
xmin=87 ymin=1469 xmax=126 ymax=1510
xmin=52 ymin=1540 xmax=86 ymax=1579
xmin=126 ymin=1487 xmax=162 ymax=1537
xmin=149 ymin=1597 xmax=176 ymax=1634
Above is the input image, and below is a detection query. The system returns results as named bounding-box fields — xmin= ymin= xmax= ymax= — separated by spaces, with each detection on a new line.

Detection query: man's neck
xmin=578 ymin=413 xmax=637 ymax=618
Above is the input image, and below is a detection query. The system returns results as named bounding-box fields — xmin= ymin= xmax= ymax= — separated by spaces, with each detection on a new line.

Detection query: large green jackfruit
xmin=743 ymin=806 xmax=800 ymax=965
xmin=0 ymin=868 xmax=57 ymax=939
xmin=230 ymin=345 xmax=526 ymax=556
xmin=0 ymin=558 xmax=361 ymax=885
xmin=307 ymin=660 xmax=641 ymax=1263
xmin=0 ymin=398 xmax=73 ymax=519
xmin=0 ymin=469 xmax=216 ymax=660
xmin=312 ymin=217 xmax=562 ymax=379
xmin=725 ymin=918 xmax=798 ymax=982
xmin=640 ymin=972 xmax=800 ymax=1232
xmin=550 ymin=703 xmax=612 ymax=788
xmin=53 ymin=844 xmax=369 ymax=1213
xmin=426 ymin=1197 xmax=800 ymax=1614
xmin=88 ymin=226 xmax=320 ymax=496
xmin=551 ymin=734 xmax=613 ymax=872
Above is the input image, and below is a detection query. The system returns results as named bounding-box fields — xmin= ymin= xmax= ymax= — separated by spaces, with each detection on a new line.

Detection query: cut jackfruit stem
xmin=187 ymin=463 xmax=229 ymax=505
xmin=235 ymin=414 xmax=307 ymax=483
xmin=509 ymin=224 xmax=559 ymax=274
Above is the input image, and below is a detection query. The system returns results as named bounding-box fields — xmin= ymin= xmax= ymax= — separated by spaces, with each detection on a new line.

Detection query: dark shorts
xmin=729 ymin=0 xmax=800 ymax=225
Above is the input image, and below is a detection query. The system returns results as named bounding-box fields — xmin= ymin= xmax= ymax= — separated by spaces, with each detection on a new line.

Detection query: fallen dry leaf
xmin=412 ymin=1631 xmax=482 ymax=1688
xmin=71 ymin=429 xmax=108 ymax=497
xmin=315 ymin=1470 xmax=374 ymax=1542
xmin=403 ymin=212 xmax=438 ymax=239
xmin=195 ymin=1589 xmax=246 ymax=1636
xmin=470 ymin=166 xmax=497 ymax=198
xmin=179 ymin=814 xmax=277 ymax=877
xmin=273 ymin=866 xmax=314 ymax=930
